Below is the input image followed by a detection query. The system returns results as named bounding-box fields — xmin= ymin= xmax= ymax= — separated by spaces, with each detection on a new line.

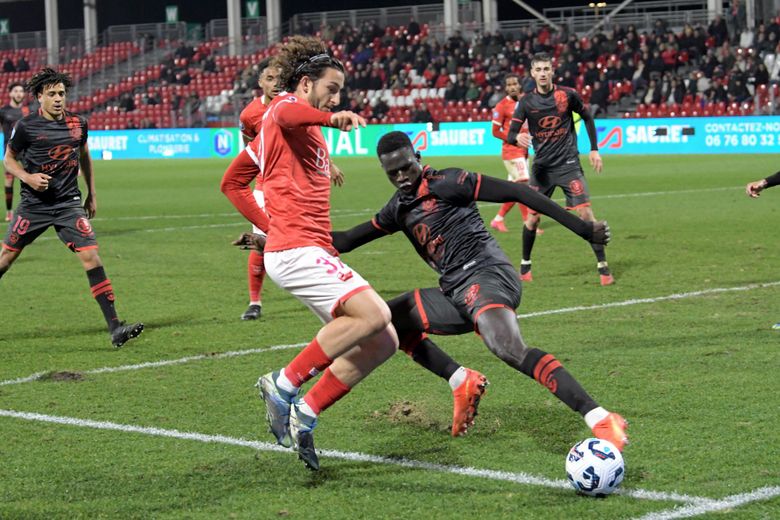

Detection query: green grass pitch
xmin=1 ymin=153 xmax=779 ymax=519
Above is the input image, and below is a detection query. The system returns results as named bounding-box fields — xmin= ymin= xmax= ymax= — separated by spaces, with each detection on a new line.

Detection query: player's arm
xmin=331 ymin=219 xmax=389 ymax=254
xmin=3 ymin=124 xmax=51 ymax=192
xmin=477 ymin=175 xmax=610 ymax=244
xmin=570 ymin=90 xmax=603 ymax=173
xmin=506 ymin=100 xmax=527 ymax=146
xmin=746 ymin=170 xmax=780 ymax=197
xmin=79 ymin=143 xmax=97 ymax=218
xmin=220 ymin=158 xmax=270 ymax=233
xmin=274 ymin=100 xmax=366 ymax=131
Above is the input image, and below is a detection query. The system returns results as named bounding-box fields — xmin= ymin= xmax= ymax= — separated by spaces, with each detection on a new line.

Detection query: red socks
xmin=303 ymin=368 xmax=351 ymax=414
xmin=284 ymin=337 xmax=332 ymax=387
xmin=248 ymin=250 xmax=265 ymax=302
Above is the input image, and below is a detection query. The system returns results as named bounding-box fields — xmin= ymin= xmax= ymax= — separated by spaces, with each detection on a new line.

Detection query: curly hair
xmin=271 ymin=35 xmax=344 ymax=91
xmin=7 ymin=82 xmax=24 ymax=92
xmin=26 ymin=68 xmax=72 ymax=97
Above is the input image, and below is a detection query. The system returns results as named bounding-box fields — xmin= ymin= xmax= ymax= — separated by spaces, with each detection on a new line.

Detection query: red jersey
xmin=259 ymin=93 xmax=334 ymax=253
xmin=239 ymin=96 xmax=268 ymax=141
xmin=492 ymin=96 xmax=528 ymax=160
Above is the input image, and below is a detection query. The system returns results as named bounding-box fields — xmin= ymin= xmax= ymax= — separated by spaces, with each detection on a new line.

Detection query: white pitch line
xmin=0 ymin=344 xmax=306 ymax=386
xmin=517 ymin=281 xmax=780 ymax=319
xmin=630 ymin=486 xmax=780 ymax=520
xmin=3 ymin=281 xmax=779 ymax=388
xmin=0 ymin=408 xmax=708 ymax=505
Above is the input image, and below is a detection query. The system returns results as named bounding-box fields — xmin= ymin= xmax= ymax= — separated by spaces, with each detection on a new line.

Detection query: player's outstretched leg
xmin=476 ymin=306 xmax=628 ymax=451
xmin=4 ymin=173 xmax=13 ymax=222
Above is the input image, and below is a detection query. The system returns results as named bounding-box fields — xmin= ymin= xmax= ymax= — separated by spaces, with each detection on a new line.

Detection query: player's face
xmin=258 ymin=66 xmax=281 ymax=100
xmin=505 ymin=77 xmax=521 ymax=100
xmin=379 ymin=146 xmax=423 ymax=194
xmin=9 ymin=86 xmax=24 ymax=105
xmin=531 ymin=60 xmax=553 ymax=92
xmin=38 ymin=82 xmax=66 ymax=120
xmin=306 ymin=67 xmax=344 ymax=111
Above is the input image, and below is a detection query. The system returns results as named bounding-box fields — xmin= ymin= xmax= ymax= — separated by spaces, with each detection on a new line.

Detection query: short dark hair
xmin=257 ymin=57 xmax=272 ymax=73
xmin=531 ymin=52 xmax=553 ymax=67
xmin=377 ymin=131 xmax=413 ymax=157
xmin=504 ymin=73 xmax=520 ymax=84
xmin=26 ymin=68 xmax=72 ymax=97
xmin=7 ymin=82 xmax=23 ymax=92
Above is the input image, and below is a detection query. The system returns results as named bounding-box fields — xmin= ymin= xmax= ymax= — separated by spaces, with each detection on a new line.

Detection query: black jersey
xmin=0 ymin=103 xmax=31 ymax=149
xmin=7 ymin=110 xmax=87 ymax=207
xmin=373 ymin=166 xmax=514 ymax=291
xmin=510 ymin=85 xmax=588 ymax=168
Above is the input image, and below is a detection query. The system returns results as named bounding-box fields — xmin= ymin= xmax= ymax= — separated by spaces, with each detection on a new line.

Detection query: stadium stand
xmin=2 ymin=2 xmax=780 ymax=128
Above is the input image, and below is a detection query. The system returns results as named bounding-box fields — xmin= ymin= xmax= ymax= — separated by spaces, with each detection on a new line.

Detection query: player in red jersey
xmin=223 ymin=58 xmax=346 ymax=321
xmin=251 ymin=36 xmax=398 ymax=470
xmin=489 ymin=74 xmax=537 ymax=234
xmin=1 ymin=82 xmax=30 ymax=221
xmin=230 ymin=58 xmax=281 ymax=321
xmin=1 ymin=69 xmax=143 ymax=348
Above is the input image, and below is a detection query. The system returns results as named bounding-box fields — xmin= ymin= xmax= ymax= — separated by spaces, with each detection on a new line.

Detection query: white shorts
xmin=503 ymin=158 xmax=530 ymax=182
xmin=252 ymin=189 xmax=267 ymax=236
xmin=264 ymin=246 xmax=371 ymax=323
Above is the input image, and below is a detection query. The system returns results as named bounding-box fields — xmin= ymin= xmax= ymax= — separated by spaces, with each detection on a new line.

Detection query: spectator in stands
xmin=15 ymin=57 xmax=29 ymax=72
xmin=203 ymin=55 xmax=218 ymax=74
xmin=706 ymin=77 xmax=729 ymax=103
xmin=2 ymin=58 xmax=15 ymax=73
xmin=443 ymin=80 xmax=459 ymax=104
xmin=176 ymin=70 xmax=192 ymax=86
xmin=118 ymin=92 xmax=135 ymax=112
xmin=465 ymin=80 xmax=480 ymax=102
xmin=647 ymin=50 xmax=666 ymax=80
xmin=728 ymin=75 xmax=751 ymax=103
xmin=372 ymin=98 xmax=390 ymax=120
xmin=174 ymin=42 xmax=194 ymax=60
xmin=709 ymin=15 xmax=729 ymax=47
xmin=434 ymin=67 xmax=450 ymax=89
xmin=643 ymin=79 xmax=664 ymax=105
xmin=583 ymin=61 xmax=599 ymax=87
xmin=479 ymin=84 xmax=497 ymax=109
xmin=408 ymin=18 xmax=421 ymax=37
xmin=686 ymin=70 xmax=700 ymax=98
xmin=727 ymin=0 xmax=747 ymax=42
xmin=368 ymin=68 xmax=384 ymax=90
xmin=590 ymin=80 xmax=610 ymax=116
xmin=411 ymin=102 xmax=434 ymax=123
xmin=754 ymin=62 xmax=770 ymax=86
xmin=666 ymin=76 xmax=685 ymax=105
xmin=559 ymin=70 xmax=577 ymax=88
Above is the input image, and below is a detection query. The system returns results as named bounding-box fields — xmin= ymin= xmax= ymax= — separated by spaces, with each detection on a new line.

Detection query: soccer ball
xmin=565 ymin=438 xmax=625 ymax=497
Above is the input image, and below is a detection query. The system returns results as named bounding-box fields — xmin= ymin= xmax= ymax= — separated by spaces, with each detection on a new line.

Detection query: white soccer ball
xmin=565 ymin=437 xmax=625 ymax=497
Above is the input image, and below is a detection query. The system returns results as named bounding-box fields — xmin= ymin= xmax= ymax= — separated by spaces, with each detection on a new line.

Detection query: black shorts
xmin=530 ymin=162 xmax=591 ymax=210
xmin=414 ymin=264 xmax=521 ymax=335
xmin=3 ymin=201 xmax=98 ymax=252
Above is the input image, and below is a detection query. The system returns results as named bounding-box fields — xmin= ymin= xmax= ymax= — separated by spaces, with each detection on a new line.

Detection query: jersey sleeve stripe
xmin=473 ymin=173 xmax=482 ymax=200
xmin=370 ymin=217 xmax=392 ymax=234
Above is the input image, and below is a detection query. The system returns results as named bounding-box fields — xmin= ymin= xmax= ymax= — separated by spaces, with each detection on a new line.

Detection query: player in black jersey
xmin=0 ymin=82 xmax=30 ymax=221
xmin=0 ymin=68 xmax=143 ymax=348
xmin=327 ymin=131 xmax=628 ymax=453
xmin=507 ymin=52 xmax=614 ymax=286
xmin=746 ymin=170 xmax=780 ymax=330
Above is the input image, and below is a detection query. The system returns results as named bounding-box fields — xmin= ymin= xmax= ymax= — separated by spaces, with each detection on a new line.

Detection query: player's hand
xmin=232 ymin=232 xmax=266 ymax=251
xmin=745 ymin=180 xmax=766 ymax=198
xmin=83 ymin=193 xmax=97 ymax=219
xmin=589 ymin=151 xmax=603 ymax=174
xmin=330 ymin=162 xmax=345 ymax=187
xmin=590 ymin=220 xmax=611 ymax=245
xmin=25 ymin=172 xmax=52 ymax=192
xmin=329 ymin=111 xmax=366 ymax=132
xmin=516 ymin=133 xmax=532 ymax=148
